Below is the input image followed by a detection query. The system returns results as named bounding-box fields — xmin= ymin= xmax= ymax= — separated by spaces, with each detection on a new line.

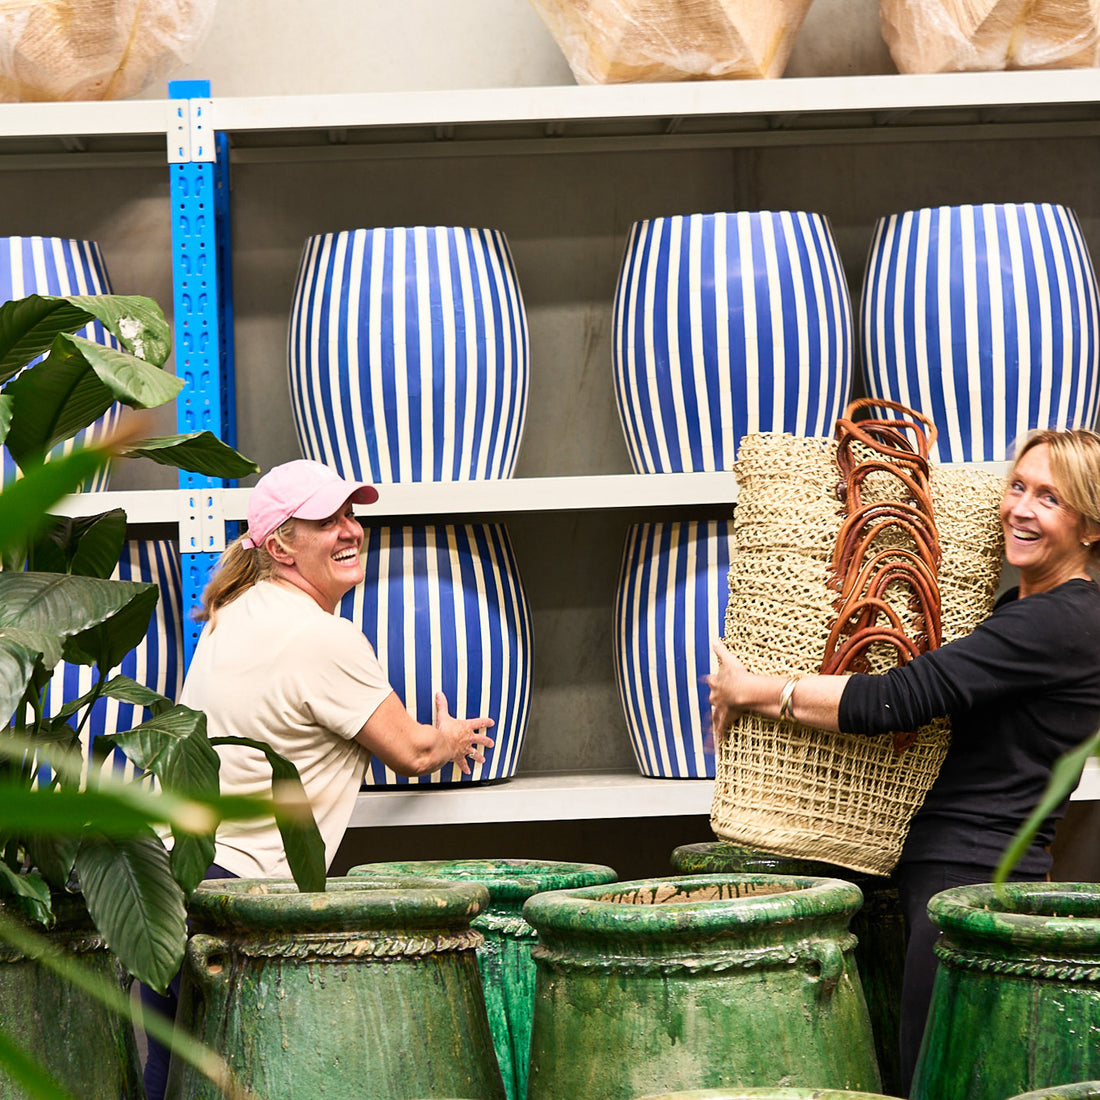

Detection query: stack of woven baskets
xmin=711 ymin=400 xmax=1005 ymax=875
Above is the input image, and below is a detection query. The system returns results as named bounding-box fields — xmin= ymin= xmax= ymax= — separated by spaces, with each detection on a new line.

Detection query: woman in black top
xmin=707 ymin=428 xmax=1100 ymax=1095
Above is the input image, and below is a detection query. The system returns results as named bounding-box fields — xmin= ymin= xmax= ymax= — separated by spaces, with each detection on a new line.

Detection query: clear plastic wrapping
xmin=880 ymin=0 xmax=1100 ymax=73
xmin=527 ymin=0 xmax=817 ymax=84
xmin=0 ymin=0 xmax=217 ymax=102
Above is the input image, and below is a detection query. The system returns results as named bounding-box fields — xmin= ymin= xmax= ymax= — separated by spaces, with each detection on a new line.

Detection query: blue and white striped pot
xmin=613 ymin=521 xmax=734 ymax=779
xmin=42 ymin=540 xmax=184 ymax=777
xmin=288 ymin=226 xmax=530 ymax=483
xmin=860 ymin=203 xmax=1100 ymax=462
xmin=612 ymin=211 xmax=854 ymax=473
xmin=339 ymin=523 xmax=533 ymax=785
xmin=0 ymin=236 xmax=121 ymax=490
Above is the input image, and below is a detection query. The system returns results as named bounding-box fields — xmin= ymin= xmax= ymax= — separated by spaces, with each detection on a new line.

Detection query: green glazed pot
xmin=349 ymin=858 xmax=617 ymax=1100
xmin=167 ymin=875 xmax=506 ymax=1100
xmin=1010 ymin=1086 xmax=1100 ymax=1099
xmin=0 ymin=891 xmax=143 ymax=1100
xmin=913 ymin=883 xmax=1100 ymax=1100
xmin=523 ymin=874 xmax=881 ymax=1100
xmin=671 ymin=841 xmax=905 ymax=1098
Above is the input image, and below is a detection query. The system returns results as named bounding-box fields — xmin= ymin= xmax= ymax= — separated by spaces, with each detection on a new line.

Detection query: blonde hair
xmin=194 ymin=518 xmax=298 ymax=625
xmin=1011 ymin=428 xmax=1100 ymax=561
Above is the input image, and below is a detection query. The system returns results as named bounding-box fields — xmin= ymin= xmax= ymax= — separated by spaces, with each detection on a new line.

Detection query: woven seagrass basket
xmin=710 ymin=432 xmax=1005 ymax=875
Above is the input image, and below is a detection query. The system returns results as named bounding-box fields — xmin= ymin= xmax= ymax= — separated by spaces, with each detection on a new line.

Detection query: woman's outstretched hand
xmin=434 ymin=691 xmax=495 ymax=775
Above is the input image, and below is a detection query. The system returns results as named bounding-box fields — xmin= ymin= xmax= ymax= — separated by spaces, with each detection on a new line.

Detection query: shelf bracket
xmin=179 ymin=487 xmax=228 ymax=555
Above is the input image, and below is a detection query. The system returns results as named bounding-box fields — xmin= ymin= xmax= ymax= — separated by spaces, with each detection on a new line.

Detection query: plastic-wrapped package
xmin=0 ymin=0 xmax=217 ymax=102
xmin=527 ymin=0 xmax=817 ymax=83
xmin=881 ymin=0 xmax=1100 ymax=73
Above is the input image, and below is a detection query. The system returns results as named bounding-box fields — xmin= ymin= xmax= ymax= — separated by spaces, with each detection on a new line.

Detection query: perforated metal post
xmin=168 ymin=79 xmax=237 ymax=664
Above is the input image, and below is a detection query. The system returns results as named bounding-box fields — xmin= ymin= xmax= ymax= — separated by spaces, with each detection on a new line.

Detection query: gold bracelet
xmin=778 ymin=676 xmax=799 ymax=722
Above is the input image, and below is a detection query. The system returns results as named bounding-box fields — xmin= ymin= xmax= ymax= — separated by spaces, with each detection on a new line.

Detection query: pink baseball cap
xmin=240 ymin=459 xmax=379 ymax=549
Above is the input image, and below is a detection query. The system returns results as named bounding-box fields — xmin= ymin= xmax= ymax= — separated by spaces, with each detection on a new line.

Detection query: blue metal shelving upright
xmin=168 ymin=79 xmax=237 ymax=664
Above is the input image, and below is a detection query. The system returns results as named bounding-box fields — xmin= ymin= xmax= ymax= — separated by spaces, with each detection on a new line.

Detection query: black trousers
xmin=893 ymin=859 xmax=1042 ymax=1097
xmin=139 ymin=862 xmax=237 ymax=1100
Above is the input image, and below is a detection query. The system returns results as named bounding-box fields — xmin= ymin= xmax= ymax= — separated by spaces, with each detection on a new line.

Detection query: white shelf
xmin=6 ymin=70 xmax=1095 ymax=164
xmin=348 ymin=770 xmax=713 ymax=828
xmin=211 ymin=71 xmax=1100 ymax=149
xmin=55 ymin=465 xmax=1008 ymax=526
xmin=54 ymin=472 xmax=738 ymax=525
xmin=349 ymin=755 xmax=1100 ymax=829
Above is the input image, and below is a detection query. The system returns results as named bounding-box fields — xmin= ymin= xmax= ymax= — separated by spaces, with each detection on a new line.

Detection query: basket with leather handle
xmin=710 ymin=401 xmax=1004 ymax=875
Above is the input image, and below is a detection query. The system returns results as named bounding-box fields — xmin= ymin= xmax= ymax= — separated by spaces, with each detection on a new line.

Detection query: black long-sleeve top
xmin=838 ymin=578 xmax=1100 ymax=874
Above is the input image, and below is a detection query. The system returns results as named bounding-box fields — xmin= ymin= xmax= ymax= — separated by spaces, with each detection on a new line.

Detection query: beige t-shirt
xmin=180 ymin=581 xmax=392 ymax=878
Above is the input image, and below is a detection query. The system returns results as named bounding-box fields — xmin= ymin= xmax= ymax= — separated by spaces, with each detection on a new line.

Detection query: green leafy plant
xmin=0 ymin=293 xmax=325 ymax=1005
xmin=994 ymin=728 xmax=1100 ymax=883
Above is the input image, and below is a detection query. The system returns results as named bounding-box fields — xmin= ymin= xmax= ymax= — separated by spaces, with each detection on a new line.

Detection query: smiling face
xmin=266 ymin=497 xmax=365 ymax=612
xmin=1000 ymin=443 xmax=1094 ymax=597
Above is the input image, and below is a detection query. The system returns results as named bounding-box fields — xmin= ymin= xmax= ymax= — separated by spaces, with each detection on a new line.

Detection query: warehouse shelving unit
xmin=13 ymin=67 xmax=1100 ymax=826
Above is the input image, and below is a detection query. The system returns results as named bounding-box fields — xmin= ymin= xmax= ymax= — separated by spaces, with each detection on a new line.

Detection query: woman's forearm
xmin=708 ymin=641 xmax=848 ymax=735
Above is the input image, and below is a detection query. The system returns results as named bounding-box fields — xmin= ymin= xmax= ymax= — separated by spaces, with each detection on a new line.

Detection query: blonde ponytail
xmin=194 ymin=518 xmax=298 ymax=625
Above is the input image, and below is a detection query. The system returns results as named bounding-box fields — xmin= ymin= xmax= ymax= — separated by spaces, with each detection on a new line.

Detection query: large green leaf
xmin=995 ymin=729 xmax=1100 ymax=882
xmin=2 ymin=343 xmax=116 ymax=468
xmin=64 ymin=334 xmax=182 ymax=408
xmin=104 ymin=707 xmax=222 ymax=897
xmin=63 ymin=582 xmax=159 ymax=674
xmin=0 ymin=858 xmax=51 ymax=928
xmin=120 ymin=431 xmax=260 ymax=479
xmin=104 ymin=706 xmax=220 ymax=800
xmin=0 ymin=393 xmax=11 ymax=445
xmin=28 ymin=510 xmax=127 ymax=578
xmin=0 ymin=445 xmax=112 ymax=562
xmin=75 ymin=830 xmax=186 ymax=991
xmin=99 ymin=674 xmax=174 ymax=717
xmin=63 ymin=295 xmax=171 ymax=366
xmin=210 ymin=736 xmax=326 ymax=893
xmin=0 ymin=636 xmax=38 ymax=728
xmin=0 ymin=296 xmax=104 ymax=384
xmin=0 ymin=863 xmax=51 ymax=927
xmin=0 ymin=1024 xmax=79 ymax=1100
xmin=0 ymin=782 xmax=176 ymax=838
xmin=0 ymin=294 xmax=170 ymax=384
xmin=24 ymin=834 xmax=79 ymax=891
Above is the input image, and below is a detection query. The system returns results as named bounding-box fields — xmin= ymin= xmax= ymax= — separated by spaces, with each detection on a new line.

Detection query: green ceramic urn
xmin=0 ymin=891 xmax=143 ymax=1099
xmin=523 ymin=873 xmax=881 ymax=1100
xmin=670 ymin=842 xmax=905 ymax=1097
xmin=913 ymin=882 xmax=1100 ymax=1100
xmin=350 ymin=858 xmax=617 ymax=1100
xmin=166 ymin=875 xmax=506 ymax=1100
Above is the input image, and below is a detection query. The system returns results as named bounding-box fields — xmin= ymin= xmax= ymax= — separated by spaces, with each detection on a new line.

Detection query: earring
xmin=1083 ymin=540 xmax=1094 ymax=548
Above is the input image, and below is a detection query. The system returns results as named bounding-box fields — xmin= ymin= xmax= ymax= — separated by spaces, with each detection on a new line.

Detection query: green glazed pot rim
xmin=523 ymin=873 xmax=863 ymax=935
xmin=632 ymin=1090 xmax=904 ymax=1099
xmin=187 ymin=874 xmax=489 ymax=932
xmin=929 ymin=882 xmax=1100 ymax=948
xmin=348 ymin=858 xmax=618 ymax=901
xmin=1009 ymin=1084 xmax=1100 ymax=1099
xmin=669 ymin=842 xmax=888 ymax=886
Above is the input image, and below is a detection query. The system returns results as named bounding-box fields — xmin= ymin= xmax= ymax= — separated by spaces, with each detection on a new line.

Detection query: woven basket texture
xmin=710 ymin=431 xmax=1004 ymax=875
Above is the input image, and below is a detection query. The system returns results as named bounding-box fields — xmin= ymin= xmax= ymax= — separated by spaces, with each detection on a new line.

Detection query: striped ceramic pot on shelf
xmin=288 ymin=226 xmax=530 ymax=483
xmin=860 ymin=203 xmax=1100 ymax=462
xmin=0 ymin=236 xmax=121 ymax=490
xmin=41 ymin=540 xmax=184 ymax=778
xmin=613 ymin=521 xmax=735 ymax=779
xmin=339 ymin=523 xmax=533 ymax=786
xmin=612 ymin=210 xmax=853 ymax=472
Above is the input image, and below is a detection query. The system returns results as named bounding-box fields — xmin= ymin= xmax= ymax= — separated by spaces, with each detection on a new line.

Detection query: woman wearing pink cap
xmin=142 ymin=459 xmax=494 ymax=1099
